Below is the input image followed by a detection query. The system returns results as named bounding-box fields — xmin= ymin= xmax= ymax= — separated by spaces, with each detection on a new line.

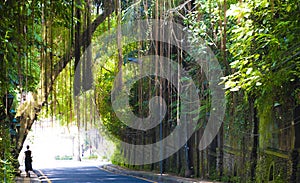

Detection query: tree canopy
xmin=0 ymin=0 xmax=299 ymax=182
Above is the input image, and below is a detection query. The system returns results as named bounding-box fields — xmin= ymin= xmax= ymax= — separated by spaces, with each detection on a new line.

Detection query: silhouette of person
xmin=24 ymin=145 xmax=33 ymax=177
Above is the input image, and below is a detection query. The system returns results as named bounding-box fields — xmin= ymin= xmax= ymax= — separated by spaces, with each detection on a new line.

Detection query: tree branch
xmin=53 ymin=3 xmax=115 ymax=83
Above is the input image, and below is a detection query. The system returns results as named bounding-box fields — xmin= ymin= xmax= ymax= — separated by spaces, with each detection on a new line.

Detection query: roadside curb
xmin=100 ymin=164 xmax=222 ymax=183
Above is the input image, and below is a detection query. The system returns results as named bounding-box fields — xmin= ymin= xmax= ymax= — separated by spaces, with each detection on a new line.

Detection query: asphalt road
xmin=35 ymin=161 xmax=155 ymax=183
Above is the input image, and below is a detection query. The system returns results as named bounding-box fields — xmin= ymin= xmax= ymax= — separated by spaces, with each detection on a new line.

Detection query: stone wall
xmin=256 ymin=149 xmax=290 ymax=182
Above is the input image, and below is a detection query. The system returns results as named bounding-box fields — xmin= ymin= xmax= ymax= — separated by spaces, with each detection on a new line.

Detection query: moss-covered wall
xmin=221 ymin=146 xmax=293 ymax=182
xmin=222 ymin=146 xmax=251 ymax=182
xmin=256 ymin=151 xmax=289 ymax=183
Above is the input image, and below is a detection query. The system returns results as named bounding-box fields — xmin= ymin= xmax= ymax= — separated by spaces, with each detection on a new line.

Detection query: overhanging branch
xmin=16 ymin=1 xmax=115 ymax=155
xmin=52 ymin=5 xmax=115 ymax=83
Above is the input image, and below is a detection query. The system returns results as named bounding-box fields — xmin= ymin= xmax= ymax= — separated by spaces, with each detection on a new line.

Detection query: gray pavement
xmin=15 ymin=170 xmax=40 ymax=183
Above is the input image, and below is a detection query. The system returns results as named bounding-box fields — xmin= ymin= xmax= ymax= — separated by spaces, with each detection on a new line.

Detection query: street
xmin=35 ymin=161 xmax=155 ymax=183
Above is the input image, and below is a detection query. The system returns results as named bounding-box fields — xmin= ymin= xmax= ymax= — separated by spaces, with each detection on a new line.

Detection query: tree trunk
xmin=250 ymin=97 xmax=259 ymax=181
xmin=290 ymin=104 xmax=300 ymax=182
xmin=116 ymin=0 xmax=123 ymax=89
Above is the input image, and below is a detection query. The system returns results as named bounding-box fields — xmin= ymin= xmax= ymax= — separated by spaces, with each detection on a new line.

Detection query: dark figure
xmin=24 ymin=145 xmax=33 ymax=177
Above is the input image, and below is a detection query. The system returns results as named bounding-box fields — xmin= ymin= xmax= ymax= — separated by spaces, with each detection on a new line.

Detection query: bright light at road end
xmin=18 ymin=119 xmax=114 ymax=169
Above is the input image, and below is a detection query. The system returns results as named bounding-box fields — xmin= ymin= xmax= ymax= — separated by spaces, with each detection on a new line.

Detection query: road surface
xmin=35 ymin=161 xmax=155 ymax=183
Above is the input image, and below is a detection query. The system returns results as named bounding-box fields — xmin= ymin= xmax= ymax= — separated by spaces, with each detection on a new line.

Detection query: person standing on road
xmin=24 ymin=145 xmax=33 ymax=177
